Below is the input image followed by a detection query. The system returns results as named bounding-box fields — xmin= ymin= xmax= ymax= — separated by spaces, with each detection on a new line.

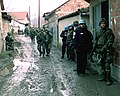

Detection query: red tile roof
xmin=8 ymin=12 xmax=28 ymax=20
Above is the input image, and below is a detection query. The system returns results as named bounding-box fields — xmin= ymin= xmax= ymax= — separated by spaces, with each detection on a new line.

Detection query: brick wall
xmin=111 ymin=0 xmax=120 ymax=65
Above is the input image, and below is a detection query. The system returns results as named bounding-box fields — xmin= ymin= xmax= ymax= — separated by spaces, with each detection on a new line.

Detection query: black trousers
xmin=62 ymin=41 xmax=67 ymax=57
xmin=76 ymin=50 xmax=87 ymax=75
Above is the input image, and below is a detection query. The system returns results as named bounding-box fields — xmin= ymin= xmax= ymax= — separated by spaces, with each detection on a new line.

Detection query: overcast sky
xmin=3 ymin=0 xmax=68 ymax=19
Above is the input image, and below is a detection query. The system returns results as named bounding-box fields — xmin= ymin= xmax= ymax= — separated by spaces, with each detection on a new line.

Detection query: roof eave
xmin=85 ymin=0 xmax=90 ymax=3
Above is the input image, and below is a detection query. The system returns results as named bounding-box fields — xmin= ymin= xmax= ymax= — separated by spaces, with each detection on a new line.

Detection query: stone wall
xmin=110 ymin=0 xmax=120 ymax=66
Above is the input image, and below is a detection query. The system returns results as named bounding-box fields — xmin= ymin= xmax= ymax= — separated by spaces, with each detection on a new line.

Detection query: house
xmin=43 ymin=0 xmax=89 ymax=46
xmin=85 ymin=0 xmax=120 ymax=82
xmin=2 ymin=12 xmax=12 ymax=51
xmin=0 ymin=0 xmax=4 ymax=53
xmin=8 ymin=12 xmax=29 ymax=33
xmin=58 ymin=7 xmax=89 ymax=46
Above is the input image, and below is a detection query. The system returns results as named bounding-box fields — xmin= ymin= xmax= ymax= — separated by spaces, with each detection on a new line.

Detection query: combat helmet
xmin=64 ymin=26 xmax=69 ymax=31
xmin=79 ymin=19 xmax=86 ymax=24
xmin=73 ymin=21 xmax=79 ymax=27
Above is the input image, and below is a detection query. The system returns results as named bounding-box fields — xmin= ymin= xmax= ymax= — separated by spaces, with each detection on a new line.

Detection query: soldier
xmin=73 ymin=21 xmax=79 ymax=61
xmin=29 ymin=27 xmax=37 ymax=42
xmin=24 ymin=24 xmax=29 ymax=36
xmin=60 ymin=26 xmax=68 ymax=59
xmin=73 ymin=21 xmax=79 ymax=30
xmin=74 ymin=20 xmax=93 ymax=77
xmin=66 ymin=24 xmax=75 ymax=61
xmin=92 ymin=18 xmax=115 ymax=86
xmin=5 ymin=32 xmax=14 ymax=51
xmin=45 ymin=28 xmax=53 ymax=56
xmin=36 ymin=28 xmax=47 ymax=57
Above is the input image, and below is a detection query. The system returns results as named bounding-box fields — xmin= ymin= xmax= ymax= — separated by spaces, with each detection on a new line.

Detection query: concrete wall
xmin=0 ymin=4 xmax=3 ymax=53
xmin=2 ymin=19 xmax=11 ymax=51
xmin=48 ymin=14 xmax=58 ymax=46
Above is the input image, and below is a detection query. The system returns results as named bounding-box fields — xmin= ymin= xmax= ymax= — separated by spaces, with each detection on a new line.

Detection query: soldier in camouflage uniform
xmin=5 ymin=32 xmax=14 ymax=51
xmin=36 ymin=28 xmax=47 ymax=57
xmin=66 ymin=24 xmax=75 ymax=61
xmin=29 ymin=27 xmax=37 ymax=42
xmin=93 ymin=18 xmax=115 ymax=86
xmin=45 ymin=28 xmax=53 ymax=56
xmin=24 ymin=24 xmax=29 ymax=36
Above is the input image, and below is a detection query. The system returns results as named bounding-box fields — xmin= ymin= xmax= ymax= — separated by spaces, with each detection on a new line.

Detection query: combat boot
xmin=97 ymin=76 xmax=106 ymax=81
xmin=106 ymin=73 xmax=111 ymax=86
xmin=106 ymin=81 xmax=111 ymax=86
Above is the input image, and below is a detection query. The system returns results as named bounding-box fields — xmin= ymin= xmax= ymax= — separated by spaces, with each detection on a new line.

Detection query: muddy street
xmin=0 ymin=35 xmax=120 ymax=96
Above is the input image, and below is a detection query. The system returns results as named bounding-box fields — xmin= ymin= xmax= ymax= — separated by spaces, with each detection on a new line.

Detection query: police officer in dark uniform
xmin=93 ymin=18 xmax=115 ymax=86
xmin=74 ymin=20 xmax=93 ymax=77
xmin=60 ymin=26 xmax=68 ymax=59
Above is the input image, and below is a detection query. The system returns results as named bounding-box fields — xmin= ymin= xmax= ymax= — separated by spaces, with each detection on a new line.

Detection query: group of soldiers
xmin=5 ymin=18 xmax=115 ymax=86
xmin=5 ymin=25 xmax=53 ymax=58
xmin=24 ymin=26 xmax=53 ymax=57
xmin=60 ymin=18 xmax=115 ymax=86
xmin=36 ymin=27 xmax=53 ymax=57
xmin=5 ymin=24 xmax=53 ymax=58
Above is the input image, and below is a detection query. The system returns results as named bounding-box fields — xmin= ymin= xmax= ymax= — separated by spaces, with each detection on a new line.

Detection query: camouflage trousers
xmin=100 ymin=51 xmax=113 ymax=74
xmin=37 ymin=43 xmax=46 ymax=57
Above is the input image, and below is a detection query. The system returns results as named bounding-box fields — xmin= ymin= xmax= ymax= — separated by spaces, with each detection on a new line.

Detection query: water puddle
xmin=11 ymin=58 xmax=32 ymax=84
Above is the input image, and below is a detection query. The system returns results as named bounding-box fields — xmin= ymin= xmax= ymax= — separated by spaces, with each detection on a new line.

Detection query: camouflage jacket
xmin=36 ymin=31 xmax=47 ymax=44
xmin=94 ymin=28 xmax=115 ymax=52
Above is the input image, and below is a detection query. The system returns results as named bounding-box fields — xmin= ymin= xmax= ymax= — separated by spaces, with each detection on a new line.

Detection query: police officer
xmin=5 ymin=32 xmax=14 ymax=51
xmin=93 ymin=18 xmax=115 ymax=86
xmin=60 ymin=26 xmax=68 ymax=59
xmin=74 ymin=20 xmax=93 ymax=77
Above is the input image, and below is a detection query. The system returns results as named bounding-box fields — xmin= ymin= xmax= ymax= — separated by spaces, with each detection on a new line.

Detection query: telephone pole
xmin=29 ymin=6 xmax=31 ymax=27
xmin=38 ymin=0 xmax=40 ymax=28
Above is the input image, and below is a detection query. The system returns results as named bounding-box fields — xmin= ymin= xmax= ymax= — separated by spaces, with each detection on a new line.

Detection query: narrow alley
xmin=0 ymin=35 xmax=120 ymax=96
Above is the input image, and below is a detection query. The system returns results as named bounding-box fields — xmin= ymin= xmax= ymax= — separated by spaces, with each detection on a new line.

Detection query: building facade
xmin=0 ymin=0 xmax=4 ymax=53
xmin=85 ymin=0 xmax=120 ymax=81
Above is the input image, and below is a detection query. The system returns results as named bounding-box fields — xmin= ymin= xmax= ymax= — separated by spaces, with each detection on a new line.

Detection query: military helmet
xmin=79 ymin=19 xmax=86 ymax=24
xmin=7 ymin=32 xmax=11 ymax=36
xmin=64 ymin=26 xmax=69 ymax=31
xmin=68 ymin=24 xmax=74 ymax=30
xmin=73 ymin=21 xmax=79 ymax=26
xmin=99 ymin=18 xmax=107 ymax=26
xmin=68 ymin=24 xmax=74 ymax=27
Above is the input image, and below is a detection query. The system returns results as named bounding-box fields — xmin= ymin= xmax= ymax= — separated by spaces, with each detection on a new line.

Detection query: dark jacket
xmin=60 ymin=30 xmax=68 ymax=43
xmin=74 ymin=27 xmax=93 ymax=53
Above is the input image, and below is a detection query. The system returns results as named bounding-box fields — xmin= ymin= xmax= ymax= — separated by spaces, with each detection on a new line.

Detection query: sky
xmin=3 ymin=0 xmax=68 ymax=19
